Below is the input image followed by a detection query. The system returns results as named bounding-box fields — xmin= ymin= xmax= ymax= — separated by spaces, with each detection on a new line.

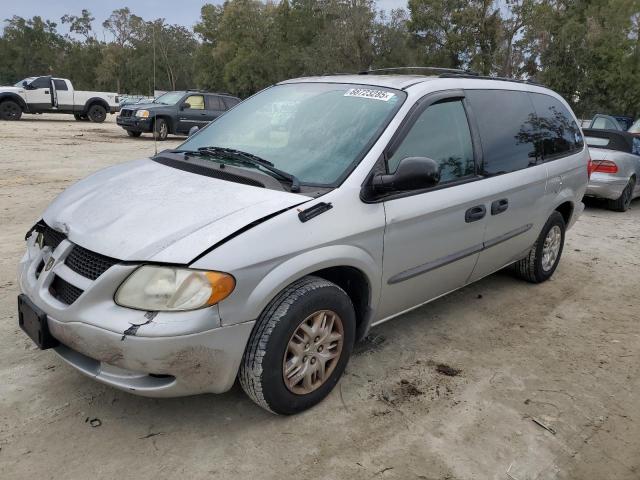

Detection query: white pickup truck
xmin=0 ymin=76 xmax=119 ymax=122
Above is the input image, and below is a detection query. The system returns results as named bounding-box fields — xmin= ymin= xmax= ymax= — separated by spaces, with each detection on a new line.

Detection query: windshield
xmin=15 ymin=77 xmax=34 ymax=87
xmin=153 ymin=91 xmax=185 ymax=105
xmin=179 ymin=83 xmax=405 ymax=185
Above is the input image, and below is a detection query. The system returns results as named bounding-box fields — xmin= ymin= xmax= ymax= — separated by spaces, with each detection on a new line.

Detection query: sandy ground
xmin=0 ymin=114 xmax=639 ymax=480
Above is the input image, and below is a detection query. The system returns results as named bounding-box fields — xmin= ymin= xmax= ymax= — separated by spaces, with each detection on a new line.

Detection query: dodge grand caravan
xmin=18 ymin=70 xmax=589 ymax=414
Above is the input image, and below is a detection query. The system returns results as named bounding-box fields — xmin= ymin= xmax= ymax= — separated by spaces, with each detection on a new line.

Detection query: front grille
xmin=49 ymin=276 xmax=84 ymax=305
xmin=42 ymin=224 xmax=66 ymax=250
xmin=65 ymin=245 xmax=119 ymax=280
xmin=119 ymin=109 xmax=133 ymax=118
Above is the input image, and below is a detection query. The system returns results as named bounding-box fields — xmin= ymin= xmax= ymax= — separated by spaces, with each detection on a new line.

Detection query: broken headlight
xmin=115 ymin=265 xmax=235 ymax=311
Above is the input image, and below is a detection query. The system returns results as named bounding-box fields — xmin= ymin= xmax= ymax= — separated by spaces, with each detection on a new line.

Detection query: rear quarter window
xmin=529 ymin=93 xmax=583 ymax=160
xmin=466 ymin=90 xmax=539 ymax=175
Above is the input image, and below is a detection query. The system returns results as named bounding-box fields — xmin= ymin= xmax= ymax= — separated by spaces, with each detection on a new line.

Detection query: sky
xmin=1 ymin=0 xmax=410 ymax=36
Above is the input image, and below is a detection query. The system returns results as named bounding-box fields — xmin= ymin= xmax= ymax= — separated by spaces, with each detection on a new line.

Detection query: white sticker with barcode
xmin=344 ymin=88 xmax=395 ymax=101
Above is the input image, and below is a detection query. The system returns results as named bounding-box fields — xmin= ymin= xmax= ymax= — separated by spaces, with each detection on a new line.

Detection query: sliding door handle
xmin=491 ymin=198 xmax=509 ymax=215
xmin=465 ymin=205 xmax=486 ymax=223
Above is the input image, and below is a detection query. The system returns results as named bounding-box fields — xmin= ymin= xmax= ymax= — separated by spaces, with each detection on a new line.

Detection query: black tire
xmin=607 ymin=177 xmax=635 ymax=212
xmin=513 ymin=211 xmax=566 ymax=283
xmin=153 ymin=118 xmax=169 ymax=141
xmin=239 ymin=276 xmax=356 ymax=415
xmin=126 ymin=130 xmax=142 ymax=138
xmin=87 ymin=104 xmax=107 ymax=123
xmin=0 ymin=100 xmax=23 ymax=120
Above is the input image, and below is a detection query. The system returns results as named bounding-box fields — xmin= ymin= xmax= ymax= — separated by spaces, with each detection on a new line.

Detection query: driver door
xmin=24 ymin=77 xmax=54 ymax=111
xmin=177 ymin=94 xmax=207 ymax=134
xmin=377 ymin=91 xmax=487 ymax=320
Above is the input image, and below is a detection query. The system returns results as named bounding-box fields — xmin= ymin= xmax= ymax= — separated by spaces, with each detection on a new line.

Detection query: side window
xmin=223 ymin=97 xmax=240 ymax=110
xmin=387 ymin=99 xmax=475 ymax=184
xmin=529 ymin=93 xmax=583 ymax=160
xmin=466 ymin=90 xmax=538 ymax=175
xmin=53 ymin=79 xmax=68 ymax=91
xmin=206 ymin=95 xmax=225 ymax=111
xmin=185 ymin=95 xmax=205 ymax=110
xmin=30 ymin=77 xmax=51 ymax=89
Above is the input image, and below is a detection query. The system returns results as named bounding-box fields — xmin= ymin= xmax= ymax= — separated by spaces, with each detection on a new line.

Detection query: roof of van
xmin=279 ymin=73 xmax=545 ymax=91
xmin=279 ymin=74 xmax=437 ymax=89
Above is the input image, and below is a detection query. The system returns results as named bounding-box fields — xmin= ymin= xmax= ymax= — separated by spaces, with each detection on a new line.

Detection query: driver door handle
xmin=465 ymin=205 xmax=486 ymax=223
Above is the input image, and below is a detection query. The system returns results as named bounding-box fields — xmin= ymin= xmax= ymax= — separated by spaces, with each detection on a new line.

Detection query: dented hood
xmin=43 ymin=158 xmax=310 ymax=263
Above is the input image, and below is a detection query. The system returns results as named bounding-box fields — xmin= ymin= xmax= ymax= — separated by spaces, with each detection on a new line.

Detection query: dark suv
xmin=116 ymin=90 xmax=241 ymax=140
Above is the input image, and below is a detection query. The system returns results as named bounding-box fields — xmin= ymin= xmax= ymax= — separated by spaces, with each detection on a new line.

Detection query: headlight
xmin=115 ymin=266 xmax=235 ymax=311
xmin=135 ymin=109 xmax=150 ymax=118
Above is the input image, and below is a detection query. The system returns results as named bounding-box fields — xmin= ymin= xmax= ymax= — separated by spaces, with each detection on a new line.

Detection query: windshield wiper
xmin=189 ymin=146 xmax=301 ymax=192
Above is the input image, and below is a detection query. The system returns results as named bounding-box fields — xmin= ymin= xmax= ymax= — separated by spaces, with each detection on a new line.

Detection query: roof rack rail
xmin=438 ymin=72 xmax=545 ymax=87
xmin=359 ymin=66 xmax=479 ymax=76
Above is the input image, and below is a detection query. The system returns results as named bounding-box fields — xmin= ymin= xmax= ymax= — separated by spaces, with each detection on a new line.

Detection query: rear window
xmin=592 ymin=117 xmax=618 ymax=130
xmin=53 ymin=79 xmax=68 ymax=91
xmin=529 ymin=93 xmax=583 ymax=160
xmin=466 ymin=90 xmax=538 ymax=175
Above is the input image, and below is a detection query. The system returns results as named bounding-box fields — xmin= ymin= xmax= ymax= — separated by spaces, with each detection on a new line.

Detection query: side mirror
xmin=188 ymin=125 xmax=199 ymax=137
xmin=180 ymin=102 xmax=191 ymax=111
xmin=372 ymin=157 xmax=440 ymax=192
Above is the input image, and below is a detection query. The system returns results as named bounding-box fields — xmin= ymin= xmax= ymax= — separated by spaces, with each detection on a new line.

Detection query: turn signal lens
xmin=115 ymin=266 xmax=235 ymax=311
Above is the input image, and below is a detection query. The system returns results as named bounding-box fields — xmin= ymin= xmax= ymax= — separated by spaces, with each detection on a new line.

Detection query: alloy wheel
xmin=541 ymin=225 xmax=562 ymax=272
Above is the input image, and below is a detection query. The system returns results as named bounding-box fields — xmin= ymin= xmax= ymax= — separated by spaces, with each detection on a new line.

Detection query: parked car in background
xmin=0 ymin=76 xmax=119 ymax=122
xmin=589 ymin=114 xmax=634 ymax=131
xmin=584 ymin=128 xmax=640 ymax=211
xmin=18 ymin=70 xmax=588 ymax=414
xmin=627 ymin=118 xmax=640 ymax=137
xmin=116 ymin=90 xmax=241 ymax=140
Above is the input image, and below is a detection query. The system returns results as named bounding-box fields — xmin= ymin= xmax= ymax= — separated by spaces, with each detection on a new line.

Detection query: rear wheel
xmin=607 ymin=177 xmax=635 ymax=212
xmin=126 ymin=130 xmax=142 ymax=138
xmin=153 ymin=118 xmax=169 ymax=141
xmin=513 ymin=211 xmax=565 ymax=283
xmin=0 ymin=100 xmax=22 ymax=120
xmin=239 ymin=276 xmax=356 ymax=415
xmin=87 ymin=104 xmax=107 ymax=123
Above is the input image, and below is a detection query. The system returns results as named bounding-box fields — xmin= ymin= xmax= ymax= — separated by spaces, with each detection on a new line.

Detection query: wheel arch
xmin=0 ymin=92 xmax=27 ymax=111
xmin=83 ymin=97 xmax=109 ymax=114
xmin=218 ymin=245 xmax=380 ymax=341
xmin=152 ymin=114 xmax=174 ymax=134
xmin=554 ymin=201 xmax=574 ymax=226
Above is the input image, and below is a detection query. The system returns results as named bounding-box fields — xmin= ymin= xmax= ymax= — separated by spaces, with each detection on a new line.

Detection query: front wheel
xmin=0 ymin=100 xmax=22 ymax=120
xmin=153 ymin=118 xmax=169 ymax=141
xmin=239 ymin=276 xmax=356 ymax=415
xmin=607 ymin=177 xmax=635 ymax=212
xmin=87 ymin=104 xmax=107 ymax=123
xmin=513 ymin=211 xmax=565 ymax=283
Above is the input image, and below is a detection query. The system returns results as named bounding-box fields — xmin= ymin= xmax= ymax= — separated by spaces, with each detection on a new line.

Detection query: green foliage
xmin=0 ymin=0 xmax=639 ymax=116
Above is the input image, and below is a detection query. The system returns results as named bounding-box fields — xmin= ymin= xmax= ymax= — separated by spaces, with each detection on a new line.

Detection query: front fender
xmin=216 ymin=244 xmax=381 ymax=327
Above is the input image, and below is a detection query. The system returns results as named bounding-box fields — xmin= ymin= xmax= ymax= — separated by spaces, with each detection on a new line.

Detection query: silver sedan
xmin=584 ymin=128 xmax=640 ymax=211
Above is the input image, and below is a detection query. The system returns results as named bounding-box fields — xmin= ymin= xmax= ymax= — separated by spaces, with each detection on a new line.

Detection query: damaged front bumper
xmin=17 ymin=233 xmax=254 ymax=397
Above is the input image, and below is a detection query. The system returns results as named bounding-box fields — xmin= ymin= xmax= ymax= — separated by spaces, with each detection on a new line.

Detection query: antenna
xmin=153 ymin=23 xmax=157 ymax=156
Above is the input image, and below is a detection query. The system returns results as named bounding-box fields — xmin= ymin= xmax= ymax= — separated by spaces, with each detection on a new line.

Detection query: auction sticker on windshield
xmin=344 ymin=88 xmax=395 ymax=101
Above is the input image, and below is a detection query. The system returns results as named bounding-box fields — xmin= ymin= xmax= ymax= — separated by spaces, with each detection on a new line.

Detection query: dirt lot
xmin=1 ymin=114 xmax=639 ymax=480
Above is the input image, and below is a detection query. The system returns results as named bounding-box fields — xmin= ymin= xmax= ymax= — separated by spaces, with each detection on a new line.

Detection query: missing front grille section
xmin=36 ymin=223 xmax=67 ymax=250
xmin=65 ymin=245 xmax=119 ymax=280
xmin=49 ymin=275 xmax=84 ymax=305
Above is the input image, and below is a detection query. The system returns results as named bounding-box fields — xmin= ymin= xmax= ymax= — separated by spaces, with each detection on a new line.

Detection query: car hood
xmin=123 ymin=103 xmax=166 ymax=111
xmin=0 ymin=86 xmax=23 ymax=93
xmin=43 ymin=158 xmax=310 ymax=263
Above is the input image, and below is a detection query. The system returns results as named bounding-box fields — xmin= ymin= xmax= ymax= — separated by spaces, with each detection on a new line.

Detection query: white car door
xmin=376 ymin=91 xmax=488 ymax=321
xmin=53 ymin=79 xmax=74 ymax=110
xmin=24 ymin=77 xmax=54 ymax=111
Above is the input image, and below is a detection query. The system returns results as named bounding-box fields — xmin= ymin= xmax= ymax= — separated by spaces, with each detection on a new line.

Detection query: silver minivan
xmin=18 ymin=71 xmax=589 ymax=414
